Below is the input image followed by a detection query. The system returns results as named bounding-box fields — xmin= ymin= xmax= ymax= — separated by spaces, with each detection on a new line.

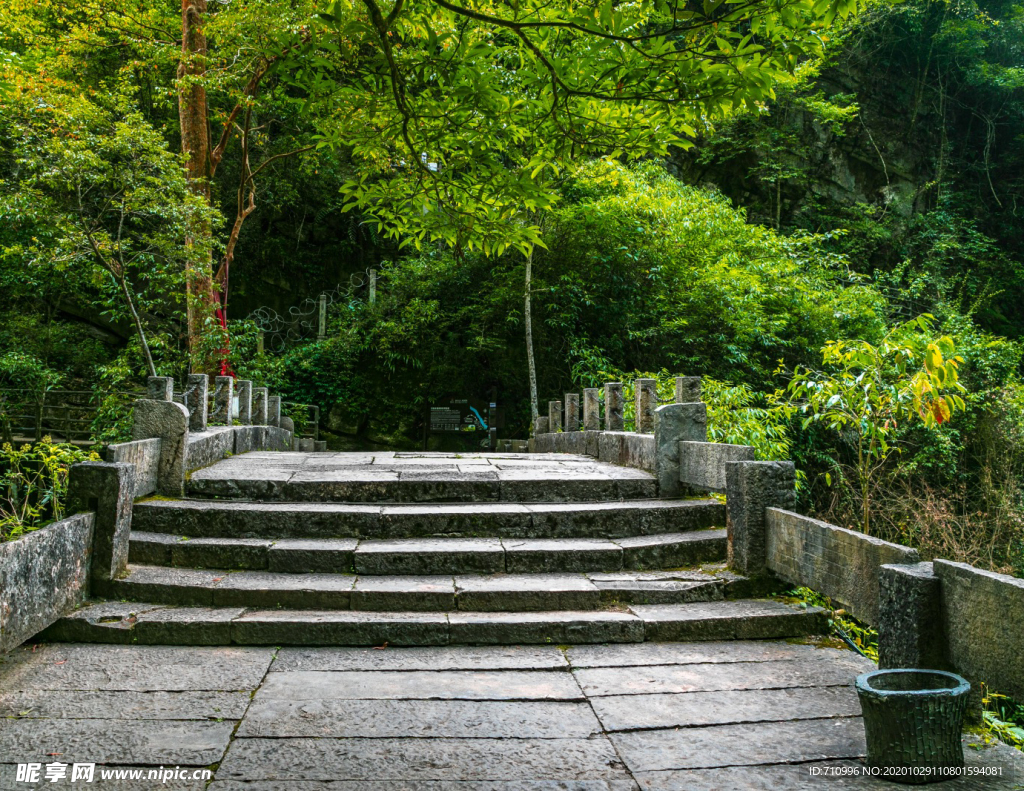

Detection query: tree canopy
xmin=307 ymin=0 xmax=863 ymax=253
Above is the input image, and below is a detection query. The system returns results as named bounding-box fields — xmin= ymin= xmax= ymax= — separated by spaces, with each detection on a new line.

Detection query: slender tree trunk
xmin=82 ymin=226 xmax=158 ymax=379
xmin=178 ymin=0 xmax=217 ymax=373
xmin=524 ymin=248 xmax=539 ymax=422
xmin=117 ymin=276 xmax=157 ymax=378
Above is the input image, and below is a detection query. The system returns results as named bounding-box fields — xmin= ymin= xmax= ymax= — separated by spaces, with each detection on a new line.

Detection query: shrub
xmin=0 ymin=438 xmax=98 ymax=541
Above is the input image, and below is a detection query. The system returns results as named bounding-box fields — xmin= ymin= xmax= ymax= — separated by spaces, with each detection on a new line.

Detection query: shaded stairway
xmin=45 ymin=451 xmax=826 ymax=645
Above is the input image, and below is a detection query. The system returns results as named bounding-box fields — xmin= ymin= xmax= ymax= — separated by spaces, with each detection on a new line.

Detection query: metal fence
xmin=0 ymin=389 xmax=142 ymax=444
xmin=0 ymin=388 xmax=321 ymax=445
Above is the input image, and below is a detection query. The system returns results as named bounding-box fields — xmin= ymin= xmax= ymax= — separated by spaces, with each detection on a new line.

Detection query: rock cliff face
xmin=670 ymin=63 xmax=938 ymax=234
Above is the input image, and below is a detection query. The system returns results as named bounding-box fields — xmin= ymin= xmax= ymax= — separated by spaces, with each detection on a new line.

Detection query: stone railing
xmin=531 ymin=373 xmax=1024 ymax=708
xmin=109 ymin=375 xmax=303 ymax=497
xmin=0 ymin=374 xmax=310 ymax=652
xmin=531 ymin=376 xmax=703 ymax=471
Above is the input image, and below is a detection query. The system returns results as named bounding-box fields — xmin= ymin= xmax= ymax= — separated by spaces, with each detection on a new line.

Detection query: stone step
xmin=96 ymin=567 xmax=730 ymax=612
xmin=127 ymin=529 xmax=728 ymax=574
xmin=41 ymin=599 xmax=828 ymax=646
xmin=185 ymin=464 xmax=657 ymax=503
xmin=132 ymin=498 xmax=725 ymax=540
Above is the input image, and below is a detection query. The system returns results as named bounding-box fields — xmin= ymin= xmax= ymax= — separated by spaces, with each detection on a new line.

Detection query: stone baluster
xmin=548 ymin=401 xmax=563 ymax=433
xmin=68 ymin=460 xmax=138 ymax=592
xmin=674 ymin=376 xmax=702 ymax=403
xmin=725 ymin=460 xmax=796 ymax=576
xmin=252 ymin=388 xmax=268 ymax=425
xmin=564 ymin=393 xmax=580 ymax=432
xmin=267 ymin=396 xmax=281 ymax=428
xmin=635 ymin=378 xmax=657 ymax=433
xmin=582 ymin=388 xmax=600 ymax=431
xmin=604 ymin=382 xmax=623 ymax=431
xmin=147 ymin=376 xmax=173 ymax=401
xmin=654 ymin=402 xmax=708 ymax=498
xmin=211 ymin=376 xmax=234 ymax=425
xmin=236 ymin=380 xmax=253 ymax=425
xmin=185 ymin=374 xmax=208 ymax=432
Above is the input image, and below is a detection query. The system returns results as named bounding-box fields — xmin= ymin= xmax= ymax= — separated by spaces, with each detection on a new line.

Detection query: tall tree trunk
xmin=524 ymin=248 xmax=539 ymax=422
xmin=178 ymin=0 xmax=217 ymax=373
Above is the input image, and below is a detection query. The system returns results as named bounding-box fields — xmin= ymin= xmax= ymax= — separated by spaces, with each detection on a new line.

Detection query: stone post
xmin=635 ymin=378 xmax=657 ymax=433
xmin=252 ymin=387 xmax=268 ymax=425
xmin=236 ymin=380 xmax=253 ymax=425
xmin=68 ymin=461 xmax=136 ymax=585
xmin=582 ymin=388 xmax=600 ymax=431
xmin=132 ymin=399 xmax=190 ymax=497
xmin=724 ymin=460 xmax=796 ymax=576
xmin=564 ymin=393 xmax=580 ymax=432
xmin=147 ymin=376 xmax=173 ymax=401
xmin=878 ymin=562 xmax=948 ymax=671
xmin=184 ymin=374 xmax=208 ymax=432
xmin=604 ymin=383 xmax=623 ymax=431
xmin=267 ymin=396 xmax=281 ymax=428
xmin=548 ymin=401 xmax=563 ymax=433
xmin=211 ymin=376 xmax=234 ymax=425
xmin=674 ymin=376 xmax=702 ymax=403
xmin=532 ymin=416 xmax=549 ymax=436
xmin=653 ymin=402 xmax=707 ymax=497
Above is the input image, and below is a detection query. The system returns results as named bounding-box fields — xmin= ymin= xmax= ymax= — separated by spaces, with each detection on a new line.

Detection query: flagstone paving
xmin=0 ymin=640 xmax=1021 ymax=789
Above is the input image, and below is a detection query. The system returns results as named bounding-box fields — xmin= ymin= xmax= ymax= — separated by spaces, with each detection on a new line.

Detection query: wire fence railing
xmin=0 ymin=389 xmax=142 ymax=445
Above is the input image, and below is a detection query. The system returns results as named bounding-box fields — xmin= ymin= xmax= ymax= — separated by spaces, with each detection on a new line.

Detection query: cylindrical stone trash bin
xmin=856 ymin=669 xmax=970 ymax=784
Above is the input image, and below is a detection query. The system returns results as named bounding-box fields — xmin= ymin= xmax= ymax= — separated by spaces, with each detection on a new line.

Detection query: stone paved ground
xmin=0 ymin=640 xmax=1021 ymax=790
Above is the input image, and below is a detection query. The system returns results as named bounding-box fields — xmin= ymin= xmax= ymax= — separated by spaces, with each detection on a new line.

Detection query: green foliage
xmin=270 ymin=161 xmax=884 ymax=444
xmin=703 ymin=378 xmax=799 ymax=468
xmin=789 ymin=315 xmax=967 ymax=533
xmin=548 ymin=161 xmax=886 ymax=385
xmin=588 ymin=368 xmax=799 ymax=465
xmin=0 ymin=351 xmax=61 ymax=390
xmin=88 ymin=334 xmax=186 ymax=443
xmin=0 ymin=73 xmax=219 ymax=378
xmin=981 ymin=687 xmax=1024 ymax=752
xmin=224 ymin=320 xmax=284 ymax=389
xmin=0 ymin=438 xmax=98 ymax=540
xmin=785 ymin=586 xmax=879 ymax=662
xmin=308 ymin=0 xmax=865 ymax=254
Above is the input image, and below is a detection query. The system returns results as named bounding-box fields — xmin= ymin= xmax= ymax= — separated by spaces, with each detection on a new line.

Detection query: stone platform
xmin=47 ymin=450 xmax=832 ymax=647
xmin=1 ymin=639 xmax=1020 ymax=789
xmin=186 ymin=451 xmax=659 ymax=502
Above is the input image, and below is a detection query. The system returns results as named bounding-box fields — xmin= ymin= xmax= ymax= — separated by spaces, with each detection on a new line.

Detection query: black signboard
xmin=429 ymin=398 xmax=503 ymax=434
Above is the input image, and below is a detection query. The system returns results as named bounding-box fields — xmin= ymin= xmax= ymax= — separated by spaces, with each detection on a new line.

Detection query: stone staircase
xmin=44 ymin=451 xmax=827 ymax=646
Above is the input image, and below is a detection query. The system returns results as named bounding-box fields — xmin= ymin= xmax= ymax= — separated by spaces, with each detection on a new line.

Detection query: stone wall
xmin=186 ymin=427 xmax=237 ymax=471
xmin=678 ymin=441 xmax=755 ymax=493
xmin=532 ymin=430 xmax=655 ymax=472
xmin=533 ymin=431 xmax=588 ymax=456
xmin=0 ymin=513 xmax=94 ymax=653
xmin=765 ymin=507 xmax=920 ymax=624
xmin=105 ymin=438 xmax=161 ymax=497
xmin=934 ymin=559 xmax=1024 ymax=703
xmin=598 ymin=432 xmax=654 ymax=472
xmin=179 ymin=424 xmax=294 ymax=474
